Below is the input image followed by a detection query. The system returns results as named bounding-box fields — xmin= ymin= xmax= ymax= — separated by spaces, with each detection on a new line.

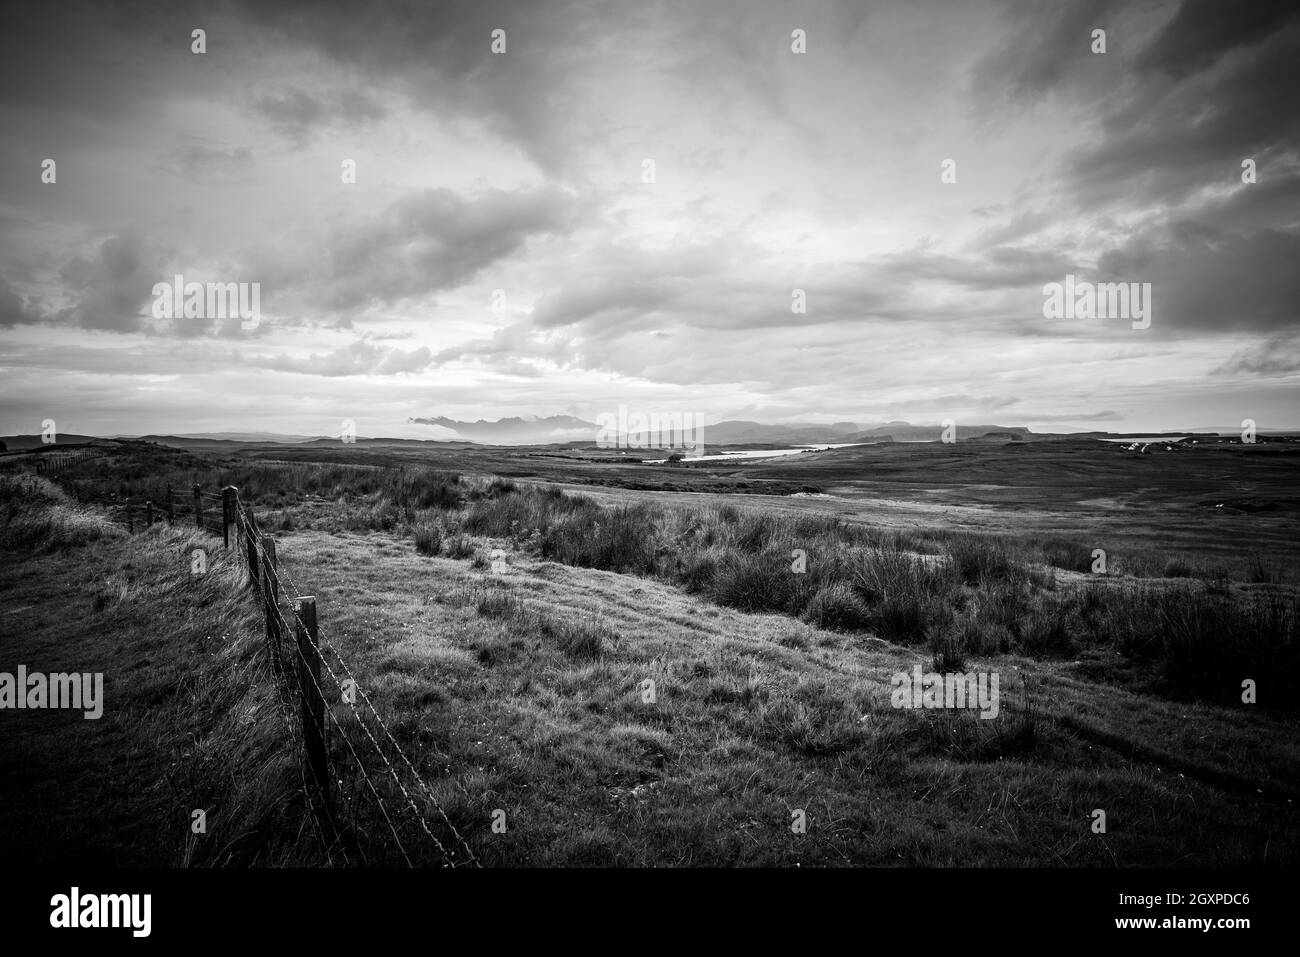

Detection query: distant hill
xmin=167 ymin=431 xmax=327 ymax=444
xmin=0 ymin=420 xmax=1035 ymax=451
xmin=406 ymin=417 xmax=871 ymax=446
xmin=129 ymin=433 xmax=335 ymax=447
xmin=17 ymin=419 xmax=1281 ymax=452
xmin=846 ymin=424 xmax=1034 ymax=442
xmin=408 ymin=415 xmax=596 ymax=444
xmin=0 ymin=433 xmax=103 ymax=451
xmin=700 ymin=421 xmax=861 ymax=445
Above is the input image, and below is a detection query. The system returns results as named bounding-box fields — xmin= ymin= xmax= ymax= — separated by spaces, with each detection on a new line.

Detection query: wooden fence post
xmin=145 ymin=500 xmax=154 ymax=527
xmin=262 ymin=536 xmax=282 ymax=676
xmin=244 ymin=504 xmax=259 ymax=591
xmin=293 ymin=597 xmax=331 ymax=810
xmin=193 ymin=484 xmax=203 ymax=530
xmin=126 ymin=501 xmax=133 ymax=532
xmin=166 ymin=486 xmax=175 ymax=526
xmin=221 ymin=486 xmax=236 ymax=548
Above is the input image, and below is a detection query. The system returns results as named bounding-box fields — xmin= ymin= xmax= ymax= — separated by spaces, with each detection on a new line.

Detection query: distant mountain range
xmin=0 ymin=433 xmax=104 ymax=450
xmin=407 ymin=416 xmax=1036 ymax=445
xmin=408 ymin=415 xmax=595 ymax=444
xmin=165 ymin=431 xmax=326 ymax=443
xmin=4 ymin=418 xmax=1293 ymax=453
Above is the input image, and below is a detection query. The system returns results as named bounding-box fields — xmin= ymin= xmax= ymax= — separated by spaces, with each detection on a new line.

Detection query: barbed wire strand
xmin=70 ymin=485 xmax=463 ymax=868
xmin=264 ymin=594 xmax=369 ymax=867
xmin=265 ymin=549 xmax=478 ymax=867
xmin=269 ymin=598 xmax=413 ymax=866
xmin=243 ymin=511 xmax=431 ymax=866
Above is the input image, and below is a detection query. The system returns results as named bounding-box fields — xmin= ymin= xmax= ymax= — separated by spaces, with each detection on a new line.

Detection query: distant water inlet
xmin=594 ymin=405 xmax=705 ymax=458
xmin=1099 ymin=436 xmax=1190 ymax=444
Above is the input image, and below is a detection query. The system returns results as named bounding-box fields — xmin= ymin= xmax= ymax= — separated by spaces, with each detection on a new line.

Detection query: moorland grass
xmin=6 ymin=458 xmax=1299 ymax=866
xmin=31 ymin=456 xmax=1300 ymax=707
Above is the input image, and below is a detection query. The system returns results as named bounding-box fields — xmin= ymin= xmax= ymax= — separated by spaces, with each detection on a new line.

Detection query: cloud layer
xmin=0 ymin=0 xmax=1296 ymax=435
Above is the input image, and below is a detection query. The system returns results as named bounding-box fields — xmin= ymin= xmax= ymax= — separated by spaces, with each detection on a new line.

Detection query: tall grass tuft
xmin=1041 ymin=538 xmax=1095 ymax=573
xmin=414 ymin=522 xmax=442 ymax=556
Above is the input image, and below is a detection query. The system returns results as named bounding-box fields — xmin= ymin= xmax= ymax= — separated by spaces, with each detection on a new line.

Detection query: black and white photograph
xmin=0 ymin=0 xmax=1294 ymax=939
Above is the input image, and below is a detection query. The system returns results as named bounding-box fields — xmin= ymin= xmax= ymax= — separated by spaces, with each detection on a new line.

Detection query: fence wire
xmin=26 ymin=464 xmax=480 ymax=868
xmin=234 ymin=502 xmax=479 ymax=868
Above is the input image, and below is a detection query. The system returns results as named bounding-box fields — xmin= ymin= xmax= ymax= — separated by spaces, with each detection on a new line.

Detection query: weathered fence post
xmin=262 ymin=536 xmax=282 ymax=676
xmin=293 ymin=597 xmax=331 ymax=811
xmin=193 ymin=484 xmax=203 ymax=530
xmin=221 ymin=486 xmax=236 ymax=548
xmin=145 ymin=499 xmax=154 ymax=527
xmin=166 ymin=486 xmax=175 ymax=526
xmin=244 ymin=503 xmax=260 ymax=591
xmin=126 ymin=501 xmax=133 ymax=532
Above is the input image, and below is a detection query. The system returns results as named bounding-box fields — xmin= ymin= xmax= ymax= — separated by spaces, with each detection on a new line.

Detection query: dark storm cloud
xmin=20 ymin=231 xmax=269 ymax=339
xmin=226 ymin=0 xmax=601 ymax=173
xmin=216 ymin=0 xmax=872 ymax=176
xmin=964 ymin=0 xmax=1300 ymax=345
xmin=1095 ymin=222 xmax=1300 ymax=336
xmin=1070 ymin=22 xmax=1300 ymax=207
xmin=1198 ymin=164 xmax=1300 ymax=231
xmin=0 ymin=0 xmax=593 ymax=174
xmin=0 ymin=277 xmax=44 ymax=327
xmin=1135 ymin=0 xmax=1300 ymax=78
xmin=54 ymin=234 xmax=156 ymax=333
xmin=971 ymin=0 xmax=1300 ymax=210
xmin=1077 ymin=1 xmax=1300 ymax=207
xmin=970 ymin=0 xmax=1122 ymax=105
xmin=2 ymin=178 xmax=576 ymax=339
xmin=252 ymin=88 xmax=388 ymax=148
xmin=0 ymin=3 xmax=147 ymax=113
xmin=305 ymin=185 xmax=579 ymax=314
xmin=0 ymin=1 xmax=238 ymax=120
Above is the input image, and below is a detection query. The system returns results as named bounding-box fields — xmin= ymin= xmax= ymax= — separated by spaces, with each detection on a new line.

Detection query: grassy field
xmin=1 ymin=439 xmax=1297 ymax=866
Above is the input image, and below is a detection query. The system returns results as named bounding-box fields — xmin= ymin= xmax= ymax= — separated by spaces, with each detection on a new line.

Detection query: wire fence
xmin=0 ymin=446 xmax=108 ymax=476
xmin=20 ymin=454 xmax=480 ymax=867
xmin=239 ymin=501 xmax=478 ymax=868
xmin=230 ymin=490 xmax=479 ymax=867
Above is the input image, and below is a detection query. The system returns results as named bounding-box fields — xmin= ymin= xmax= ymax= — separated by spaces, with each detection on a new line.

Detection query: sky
xmin=1 ymin=0 xmax=1298 ymax=439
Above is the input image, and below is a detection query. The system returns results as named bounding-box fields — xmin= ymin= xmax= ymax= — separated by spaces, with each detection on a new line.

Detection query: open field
xmin=1 ymin=438 xmax=1297 ymax=866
